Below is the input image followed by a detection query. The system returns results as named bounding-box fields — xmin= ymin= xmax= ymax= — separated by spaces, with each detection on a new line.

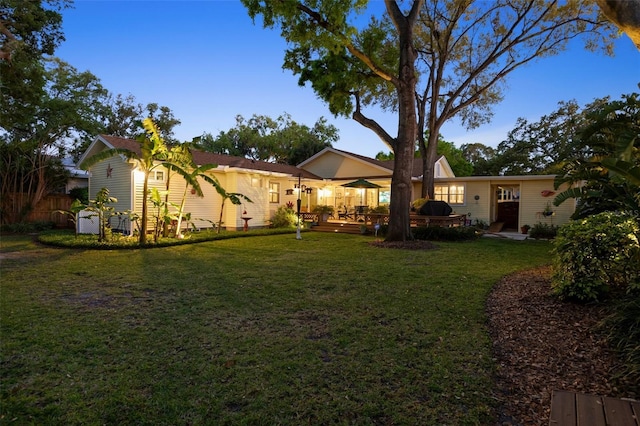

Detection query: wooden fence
xmin=3 ymin=193 xmax=74 ymax=228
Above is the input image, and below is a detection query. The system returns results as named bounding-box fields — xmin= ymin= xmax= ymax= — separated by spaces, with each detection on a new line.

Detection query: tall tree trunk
xmin=421 ymin=127 xmax=440 ymax=199
xmin=385 ymin=0 xmax=420 ymax=242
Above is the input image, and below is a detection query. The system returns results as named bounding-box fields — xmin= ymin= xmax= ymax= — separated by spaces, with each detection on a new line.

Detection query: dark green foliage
xmin=528 ymin=222 xmax=559 ymax=239
xmin=601 ymin=295 xmax=640 ymax=394
xmin=37 ymin=227 xmax=301 ymax=249
xmin=0 ymin=221 xmax=55 ymax=233
xmin=551 ymin=212 xmax=640 ymax=302
xmin=198 ymin=114 xmax=337 ymax=165
xmin=68 ymin=186 xmax=88 ymax=204
xmin=553 ymin=93 xmax=640 ymax=217
xmin=413 ymin=225 xmax=480 ymax=241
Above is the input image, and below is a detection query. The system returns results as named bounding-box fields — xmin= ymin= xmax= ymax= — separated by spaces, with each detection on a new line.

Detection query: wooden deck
xmin=549 ymin=390 xmax=640 ymax=426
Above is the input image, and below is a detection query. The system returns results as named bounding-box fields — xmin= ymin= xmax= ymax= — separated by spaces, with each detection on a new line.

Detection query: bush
xmin=413 ymin=225 xmax=480 ymax=241
xmin=0 ymin=221 xmax=55 ymax=233
xmin=368 ymin=205 xmax=389 ymax=214
xmin=529 ymin=222 xmax=559 ymax=239
xmin=68 ymin=186 xmax=89 ymax=204
xmin=551 ymin=212 xmax=640 ymax=302
xmin=601 ymin=294 xmax=640 ymax=394
xmin=270 ymin=206 xmax=299 ymax=228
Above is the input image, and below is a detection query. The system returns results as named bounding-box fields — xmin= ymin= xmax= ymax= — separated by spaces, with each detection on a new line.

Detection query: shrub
xmin=68 ymin=186 xmax=89 ymax=204
xmin=529 ymin=222 xmax=559 ymax=239
xmin=413 ymin=225 xmax=480 ymax=241
xmin=368 ymin=205 xmax=389 ymax=214
xmin=551 ymin=212 xmax=640 ymax=302
xmin=270 ymin=206 xmax=299 ymax=228
xmin=0 ymin=221 xmax=55 ymax=233
xmin=600 ymin=294 xmax=640 ymax=394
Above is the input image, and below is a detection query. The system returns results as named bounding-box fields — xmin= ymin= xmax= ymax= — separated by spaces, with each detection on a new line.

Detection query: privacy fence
xmin=2 ymin=193 xmax=74 ymax=228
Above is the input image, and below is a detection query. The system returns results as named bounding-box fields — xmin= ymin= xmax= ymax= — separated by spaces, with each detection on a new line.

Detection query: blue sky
xmin=57 ymin=1 xmax=640 ymax=158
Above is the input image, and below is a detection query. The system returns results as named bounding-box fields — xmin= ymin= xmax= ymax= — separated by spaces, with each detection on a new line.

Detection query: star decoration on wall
xmin=107 ymin=163 xmax=113 ymax=178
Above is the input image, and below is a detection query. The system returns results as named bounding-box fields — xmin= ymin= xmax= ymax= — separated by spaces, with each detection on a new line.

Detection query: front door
xmin=497 ymin=201 xmax=519 ymax=230
xmin=495 ymin=185 xmax=520 ymax=231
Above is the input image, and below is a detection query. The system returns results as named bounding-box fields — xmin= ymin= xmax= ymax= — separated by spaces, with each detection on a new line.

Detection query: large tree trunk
xmin=385 ymin=0 xmax=420 ymax=242
xmin=596 ymin=0 xmax=640 ymax=50
xmin=421 ymin=127 xmax=440 ymax=199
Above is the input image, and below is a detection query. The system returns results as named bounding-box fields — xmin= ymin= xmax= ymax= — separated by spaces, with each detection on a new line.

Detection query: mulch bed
xmin=487 ymin=266 xmax=632 ymax=425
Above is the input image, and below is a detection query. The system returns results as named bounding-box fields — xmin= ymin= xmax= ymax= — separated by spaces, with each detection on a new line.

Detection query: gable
xmin=299 ymin=148 xmax=392 ymax=179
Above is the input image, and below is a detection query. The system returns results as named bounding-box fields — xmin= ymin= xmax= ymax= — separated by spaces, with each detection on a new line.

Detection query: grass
xmin=1 ymin=233 xmax=552 ymax=425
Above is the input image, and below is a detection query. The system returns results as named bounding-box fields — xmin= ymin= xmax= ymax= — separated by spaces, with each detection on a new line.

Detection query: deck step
xmin=310 ymin=222 xmax=366 ymax=234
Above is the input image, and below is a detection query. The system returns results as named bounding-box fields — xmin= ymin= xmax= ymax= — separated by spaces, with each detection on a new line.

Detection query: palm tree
xmin=554 ymin=93 xmax=640 ymax=218
xmin=174 ymin=163 xmax=219 ymax=238
xmin=81 ymin=118 xmax=199 ymax=244
xmin=215 ymin=186 xmax=252 ymax=234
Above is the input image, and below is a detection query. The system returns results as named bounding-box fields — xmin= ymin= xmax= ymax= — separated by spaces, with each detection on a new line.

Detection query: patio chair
xmin=338 ymin=206 xmax=351 ymax=220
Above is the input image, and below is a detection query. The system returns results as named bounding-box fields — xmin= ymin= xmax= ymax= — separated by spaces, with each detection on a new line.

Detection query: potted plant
xmin=311 ymin=205 xmax=335 ymax=222
xmin=542 ymin=202 xmax=554 ymax=217
xmin=520 ymin=224 xmax=531 ymax=234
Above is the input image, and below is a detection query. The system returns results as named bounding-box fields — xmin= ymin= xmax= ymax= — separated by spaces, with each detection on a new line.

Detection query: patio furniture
xmin=338 ymin=206 xmax=352 ymax=220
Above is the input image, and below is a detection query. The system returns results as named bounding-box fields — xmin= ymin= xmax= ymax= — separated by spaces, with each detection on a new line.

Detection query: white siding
xmin=88 ymin=156 xmax=134 ymax=212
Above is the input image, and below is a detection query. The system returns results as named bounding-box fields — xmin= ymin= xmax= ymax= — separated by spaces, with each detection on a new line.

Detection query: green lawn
xmin=0 ymin=233 xmax=551 ymax=425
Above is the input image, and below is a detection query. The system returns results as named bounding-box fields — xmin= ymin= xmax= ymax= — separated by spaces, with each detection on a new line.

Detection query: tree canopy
xmin=198 ymin=113 xmax=338 ymax=166
xmin=242 ymin=0 xmax=616 ymax=241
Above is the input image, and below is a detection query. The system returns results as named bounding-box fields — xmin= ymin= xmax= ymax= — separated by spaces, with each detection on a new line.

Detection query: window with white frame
xmin=434 ymin=184 xmax=465 ymax=204
xmin=150 ymin=170 xmax=165 ymax=182
xmin=269 ymin=182 xmax=280 ymax=203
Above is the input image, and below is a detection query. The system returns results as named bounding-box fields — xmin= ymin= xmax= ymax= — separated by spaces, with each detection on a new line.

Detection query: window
xmin=434 ymin=184 xmax=465 ymax=204
xmin=269 ymin=182 xmax=280 ymax=203
xmin=150 ymin=170 xmax=165 ymax=182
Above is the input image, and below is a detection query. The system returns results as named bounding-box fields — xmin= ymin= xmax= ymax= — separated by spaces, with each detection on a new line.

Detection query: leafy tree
xmin=72 ymin=93 xmax=182 ymax=159
xmin=435 ymin=140 xmax=472 ymax=177
xmin=199 ymin=113 xmax=337 ymax=165
xmin=375 ymin=135 xmax=473 ymax=176
xmin=553 ymin=93 xmax=640 ymax=218
xmin=1 ymin=0 xmax=77 ymax=139
xmin=242 ymin=0 xmax=615 ymax=241
xmin=491 ymin=100 xmax=604 ymax=176
xmin=242 ymin=0 xmax=422 ymax=241
xmin=0 ymin=58 xmax=110 ymax=223
xmin=460 ymin=143 xmax=497 ymax=176
xmin=412 ymin=1 xmax=615 ymax=198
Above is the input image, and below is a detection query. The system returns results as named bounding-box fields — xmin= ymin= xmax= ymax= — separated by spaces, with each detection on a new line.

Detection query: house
xmin=78 ymin=135 xmax=321 ymax=233
xmin=78 ymin=135 xmax=575 ymax=233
